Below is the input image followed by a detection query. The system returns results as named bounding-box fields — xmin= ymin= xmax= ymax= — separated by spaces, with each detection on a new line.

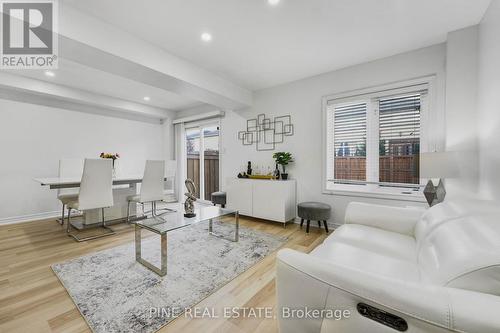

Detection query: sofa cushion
xmin=418 ymin=214 xmax=500 ymax=295
xmin=310 ymin=241 xmax=421 ymax=282
xmin=325 ymin=224 xmax=417 ymax=261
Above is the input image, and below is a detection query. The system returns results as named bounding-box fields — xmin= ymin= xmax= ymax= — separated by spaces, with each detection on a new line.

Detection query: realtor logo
xmin=1 ymin=0 xmax=58 ymax=69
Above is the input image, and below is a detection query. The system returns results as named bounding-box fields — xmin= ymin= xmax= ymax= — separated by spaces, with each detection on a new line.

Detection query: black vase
xmin=281 ymin=173 xmax=288 ymax=180
xmin=274 ymin=164 xmax=280 ymax=179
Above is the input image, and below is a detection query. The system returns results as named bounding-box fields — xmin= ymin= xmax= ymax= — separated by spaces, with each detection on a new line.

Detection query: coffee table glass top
xmin=135 ymin=203 xmax=237 ymax=235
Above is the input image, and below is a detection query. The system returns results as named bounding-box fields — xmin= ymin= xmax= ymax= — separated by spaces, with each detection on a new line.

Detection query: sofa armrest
xmin=344 ymin=202 xmax=425 ymax=236
xmin=276 ymin=249 xmax=500 ymax=333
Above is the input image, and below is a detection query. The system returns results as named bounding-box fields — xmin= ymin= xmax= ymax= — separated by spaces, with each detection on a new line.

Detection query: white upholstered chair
xmin=66 ymin=158 xmax=114 ymax=241
xmin=57 ymin=158 xmax=84 ymax=225
xmin=126 ymin=160 xmax=166 ymax=222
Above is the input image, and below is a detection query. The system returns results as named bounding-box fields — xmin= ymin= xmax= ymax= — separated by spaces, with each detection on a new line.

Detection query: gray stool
xmin=211 ymin=191 xmax=226 ymax=208
xmin=298 ymin=202 xmax=331 ymax=233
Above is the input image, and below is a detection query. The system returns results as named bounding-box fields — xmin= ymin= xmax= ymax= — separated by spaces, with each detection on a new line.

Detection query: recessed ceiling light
xmin=201 ymin=32 xmax=212 ymax=42
xmin=143 ymin=96 xmax=151 ymax=101
xmin=44 ymin=70 xmax=55 ymax=77
xmin=268 ymin=0 xmax=280 ymax=6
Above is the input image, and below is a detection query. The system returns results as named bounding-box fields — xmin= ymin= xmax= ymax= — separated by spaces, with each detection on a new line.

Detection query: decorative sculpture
xmin=184 ymin=179 xmax=197 ymax=217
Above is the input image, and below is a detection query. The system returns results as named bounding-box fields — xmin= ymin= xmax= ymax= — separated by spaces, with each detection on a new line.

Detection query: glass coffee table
xmin=134 ymin=203 xmax=239 ymax=276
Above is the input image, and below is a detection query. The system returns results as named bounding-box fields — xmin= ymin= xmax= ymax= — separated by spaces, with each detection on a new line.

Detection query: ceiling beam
xmin=58 ymin=4 xmax=253 ymax=110
xmin=0 ymin=72 xmax=174 ymax=121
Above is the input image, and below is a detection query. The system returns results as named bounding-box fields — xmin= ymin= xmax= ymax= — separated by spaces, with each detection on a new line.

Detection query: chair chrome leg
xmin=59 ymin=204 xmax=65 ymax=225
xmin=66 ymin=207 xmax=72 ymax=233
xmin=126 ymin=201 xmax=131 ymax=223
xmin=125 ymin=201 xmax=148 ymax=223
xmin=157 ymin=200 xmax=177 ymax=213
xmin=151 ymin=201 xmax=156 ymax=217
xmin=66 ymin=207 xmax=115 ymax=242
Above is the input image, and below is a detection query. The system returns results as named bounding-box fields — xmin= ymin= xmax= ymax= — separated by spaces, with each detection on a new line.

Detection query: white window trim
xmin=321 ymin=76 xmax=438 ymax=202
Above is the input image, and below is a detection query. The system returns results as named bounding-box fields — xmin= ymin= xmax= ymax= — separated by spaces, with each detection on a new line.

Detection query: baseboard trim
xmin=0 ymin=211 xmax=60 ymax=225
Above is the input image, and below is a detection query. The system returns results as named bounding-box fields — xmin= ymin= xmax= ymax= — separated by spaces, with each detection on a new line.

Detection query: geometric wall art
xmin=238 ymin=113 xmax=294 ymax=151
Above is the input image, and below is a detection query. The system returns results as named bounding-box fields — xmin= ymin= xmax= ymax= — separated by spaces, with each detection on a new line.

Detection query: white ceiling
xmin=62 ymin=0 xmax=491 ymax=90
xmin=5 ymin=59 xmax=202 ymax=111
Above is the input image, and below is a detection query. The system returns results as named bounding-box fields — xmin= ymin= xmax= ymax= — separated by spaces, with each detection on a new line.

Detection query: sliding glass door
xmin=185 ymin=122 xmax=220 ymax=200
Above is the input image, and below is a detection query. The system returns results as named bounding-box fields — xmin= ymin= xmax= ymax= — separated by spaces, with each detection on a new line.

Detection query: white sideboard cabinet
xmin=226 ymin=178 xmax=296 ymax=224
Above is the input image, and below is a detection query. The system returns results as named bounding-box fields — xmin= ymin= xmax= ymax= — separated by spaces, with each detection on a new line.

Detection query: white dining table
xmin=34 ymin=175 xmax=170 ymax=226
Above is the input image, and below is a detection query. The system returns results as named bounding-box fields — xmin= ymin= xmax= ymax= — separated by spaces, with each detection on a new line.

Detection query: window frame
xmin=321 ymin=76 xmax=438 ymax=202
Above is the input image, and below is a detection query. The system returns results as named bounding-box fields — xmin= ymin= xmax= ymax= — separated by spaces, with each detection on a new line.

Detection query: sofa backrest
xmin=416 ymin=200 xmax=500 ymax=295
xmin=415 ymin=199 xmax=500 ymax=249
xmin=415 ymin=200 xmax=474 ymax=248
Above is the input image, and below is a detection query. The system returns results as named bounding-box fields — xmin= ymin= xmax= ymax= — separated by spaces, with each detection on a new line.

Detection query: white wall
xmin=477 ymin=0 xmax=500 ymax=200
xmin=180 ymin=44 xmax=447 ymax=224
xmin=0 ymin=99 xmax=169 ymax=223
xmin=444 ymin=26 xmax=480 ymax=198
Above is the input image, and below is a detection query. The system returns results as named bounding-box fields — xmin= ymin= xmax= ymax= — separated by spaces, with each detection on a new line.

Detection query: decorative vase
xmin=281 ymin=173 xmax=288 ymax=180
xmin=247 ymin=161 xmax=252 ymax=175
xmin=274 ymin=163 xmax=280 ymax=180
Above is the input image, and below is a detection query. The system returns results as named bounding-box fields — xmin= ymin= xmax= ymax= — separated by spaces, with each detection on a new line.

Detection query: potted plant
xmin=273 ymin=152 xmax=294 ymax=180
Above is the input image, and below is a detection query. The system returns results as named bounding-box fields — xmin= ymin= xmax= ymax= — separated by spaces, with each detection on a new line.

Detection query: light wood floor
xmin=0 ymin=216 xmax=328 ymax=333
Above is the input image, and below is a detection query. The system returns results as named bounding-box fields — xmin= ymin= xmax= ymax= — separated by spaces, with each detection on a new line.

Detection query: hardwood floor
xmin=0 ymin=216 xmax=328 ymax=333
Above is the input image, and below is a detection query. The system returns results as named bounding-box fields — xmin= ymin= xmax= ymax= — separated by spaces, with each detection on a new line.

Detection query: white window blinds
xmin=378 ymin=94 xmax=421 ymax=184
xmin=332 ymin=102 xmax=367 ymax=182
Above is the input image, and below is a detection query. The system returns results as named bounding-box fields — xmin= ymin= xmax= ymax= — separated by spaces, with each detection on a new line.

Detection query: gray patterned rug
xmin=52 ymin=219 xmax=286 ymax=333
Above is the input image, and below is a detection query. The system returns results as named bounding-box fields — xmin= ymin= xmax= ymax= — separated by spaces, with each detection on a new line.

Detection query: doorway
xmin=185 ymin=123 xmax=220 ymax=200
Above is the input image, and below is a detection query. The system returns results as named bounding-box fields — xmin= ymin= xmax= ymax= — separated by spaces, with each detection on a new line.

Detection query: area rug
xmin=52 ymin=219 xmax=286 ymax=333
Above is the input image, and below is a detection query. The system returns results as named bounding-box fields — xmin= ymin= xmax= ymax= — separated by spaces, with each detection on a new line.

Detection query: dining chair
xmin=57 ymin=158 xmax=84 ymax=225
xmin=66 ymin=158 xmax=115 ymax=241
xmin=163 ymin=159 xmax=177 ymax=205
xmin=126 ymin=160 xmax=166 ymax=222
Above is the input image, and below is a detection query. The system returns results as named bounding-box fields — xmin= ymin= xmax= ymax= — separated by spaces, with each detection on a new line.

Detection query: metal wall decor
xmin=238 ymin=113 xmax=294 ymax=151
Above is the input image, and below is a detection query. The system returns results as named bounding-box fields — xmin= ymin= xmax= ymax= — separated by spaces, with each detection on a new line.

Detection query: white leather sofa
xmin=276 ymin=200 xmax=500 ymax=333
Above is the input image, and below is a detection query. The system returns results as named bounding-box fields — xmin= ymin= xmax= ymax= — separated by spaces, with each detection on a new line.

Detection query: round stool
xmin=211 ymin=191 xmax=226 ymax=208
xmin=297 ymin=202 xmax=331 ymax=233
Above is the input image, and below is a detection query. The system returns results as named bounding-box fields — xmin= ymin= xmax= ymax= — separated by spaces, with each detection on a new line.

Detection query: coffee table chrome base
xmin=135 ymin=211 xmax=239 ymax=276
xmin=135 ymin=224 xmax=168 ymax=276
xmin=209 ymin=211 xmax=239 ymax=242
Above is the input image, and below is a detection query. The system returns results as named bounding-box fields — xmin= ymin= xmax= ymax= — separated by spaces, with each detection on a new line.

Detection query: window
xmin=333 ymin=102 xmax=367 ymax=182
xmin=324 ymin=80 xmax=432 ymax=196
xmin=378 ymin=94 xmax=420 ymax=184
